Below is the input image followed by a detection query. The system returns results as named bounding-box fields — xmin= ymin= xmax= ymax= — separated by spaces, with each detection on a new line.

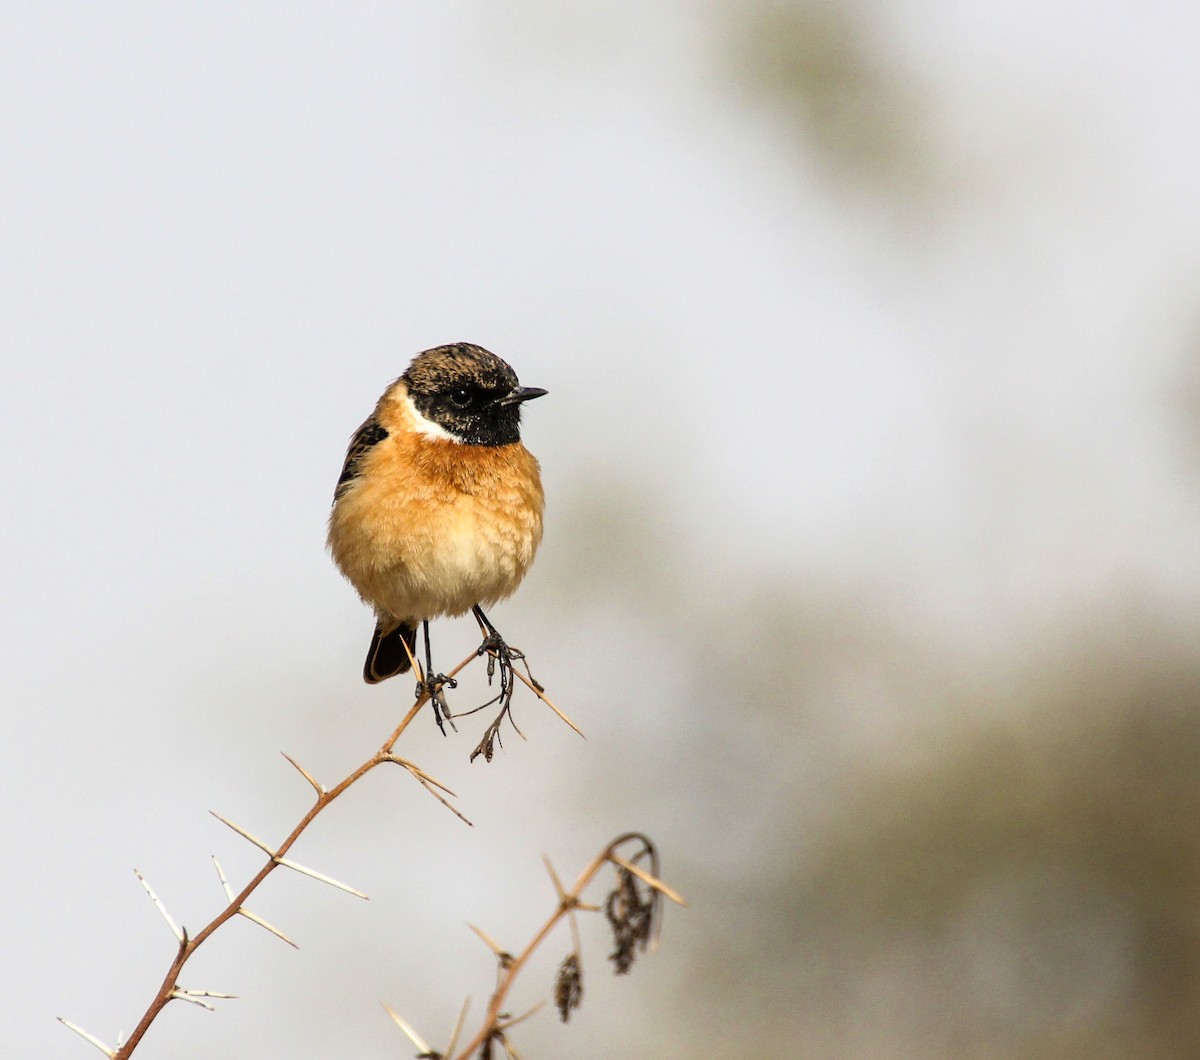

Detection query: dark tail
xmin=364 ymin=622 xmax=418 ymax=684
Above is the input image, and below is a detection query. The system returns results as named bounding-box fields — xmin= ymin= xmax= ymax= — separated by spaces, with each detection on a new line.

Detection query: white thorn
xmin=211 ymin=855 xmax=235 ymax=901
xmin=56 ymin=1017 xmax=116 ymax=1057
xmin=513 ymin=670 xmax=585 ymax=738
xmin=133 ymin=869 xmax=184 ymax=943
xmin=542 ymin=856 xmax=567 ymax=901
xmin=497 ymin=1000 xmax=546 ymax=1030
xmin=171 ymin=990 xmax=215 ymax=1011
xmin=383 ymin=754 xmax=458 ymax=796
xmin=417 ymin=777 xmax=474 ymax=827
xmin=384 ymin=755 xmax=472 ymax=825
xmin=281 ymin=752 xmax=325 ymax=796
xmin=467 ymin=922 xmax=507 ymax=960
xmin=444 ymin=995 xmax=470 ymax=1058
xmin=382 ymin=1002 xmax=432 ymax=1053
xmin=209 ymin=812 xmax=275 ymax=856
xmin=237 ymin=907 xmax=299 ymax=949
xmin=274 ymin=856 xmax=367 ymax=899
xmin=171 ymin=988 xmax=237 ymax=1011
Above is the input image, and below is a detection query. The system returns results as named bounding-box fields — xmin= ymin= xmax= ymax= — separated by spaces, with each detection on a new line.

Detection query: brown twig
xmin=447 ymin=832 xmax=687 ymax=1060
xmin=103 ymin=646 xmax=483 ymax=1058
xmin=61 ymin=633 xmax=601 ymax=1058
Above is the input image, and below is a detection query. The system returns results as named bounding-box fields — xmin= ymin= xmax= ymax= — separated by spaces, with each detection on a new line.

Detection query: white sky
xmin=5 ymin=3 xmax=1200 ymax=1056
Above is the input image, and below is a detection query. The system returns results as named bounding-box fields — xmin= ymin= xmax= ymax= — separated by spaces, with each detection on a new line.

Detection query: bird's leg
xmin=416 ymin=619 xmax=457 ymax=734
xmin=472 ymin=605 xmax=521 ymax=682
xmin=472 ymin=605 xmax=544 ymax=693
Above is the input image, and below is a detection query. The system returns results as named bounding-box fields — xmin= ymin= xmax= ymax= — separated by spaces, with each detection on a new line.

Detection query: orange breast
xmin=329 ymin=430 xmax=544 ymax=623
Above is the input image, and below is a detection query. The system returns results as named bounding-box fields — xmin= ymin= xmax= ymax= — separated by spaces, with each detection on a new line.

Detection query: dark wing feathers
xmin=334 ymin=418 xmax=388 ymax=502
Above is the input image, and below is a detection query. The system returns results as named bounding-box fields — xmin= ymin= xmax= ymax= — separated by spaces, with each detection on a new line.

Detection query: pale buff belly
xmin=334 ymin=494 xmax=541 ymax=624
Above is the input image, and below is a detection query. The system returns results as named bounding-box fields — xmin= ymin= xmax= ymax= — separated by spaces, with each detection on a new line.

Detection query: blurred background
xmin=5 ymin=3 xmax=1200 ymax=1056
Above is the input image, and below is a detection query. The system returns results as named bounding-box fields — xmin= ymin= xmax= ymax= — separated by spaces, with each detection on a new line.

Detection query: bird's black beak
xmin=496 ymin=386 xmax=548 ymax=406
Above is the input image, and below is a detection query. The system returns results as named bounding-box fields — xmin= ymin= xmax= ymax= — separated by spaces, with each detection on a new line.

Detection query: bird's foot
xmin=477 ymin=630 xmax=522 ymax=680
xmin=468 ymin=632 xmax=542 ymax=762
xmin=416 ymin=673 xmax=458 ymax=735
xmin=464 ymin=606 xmax=545 ymax=761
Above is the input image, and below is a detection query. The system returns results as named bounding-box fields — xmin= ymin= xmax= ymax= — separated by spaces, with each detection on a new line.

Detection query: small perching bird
xmin=328 ymin=343 xmax=546 ymax=710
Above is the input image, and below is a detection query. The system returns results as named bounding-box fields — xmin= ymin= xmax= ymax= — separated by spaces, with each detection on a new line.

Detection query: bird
xmin=328 ymin=343 xmax=546 ymax=712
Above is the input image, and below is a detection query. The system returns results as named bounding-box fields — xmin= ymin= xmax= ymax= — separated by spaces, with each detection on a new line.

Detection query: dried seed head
xmin=554 ymin=953 xmax=583 ymax=1022
xmin=605 ymin=866 xmax=658 ymax=975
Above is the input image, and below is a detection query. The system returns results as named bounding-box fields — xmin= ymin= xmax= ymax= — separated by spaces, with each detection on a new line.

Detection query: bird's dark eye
xmin=448 ymin=387 xmax=472 ymax=408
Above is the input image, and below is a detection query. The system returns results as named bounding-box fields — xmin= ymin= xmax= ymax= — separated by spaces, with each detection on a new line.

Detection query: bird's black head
xmin=402 ymin=343 xmax=547 ymax=446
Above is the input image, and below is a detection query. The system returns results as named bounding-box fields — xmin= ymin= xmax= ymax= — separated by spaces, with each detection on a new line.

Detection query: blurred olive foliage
xmin=725 ymin=0 xmax=938 ymax=202
xmin=536 ymin=4 xmax=1200 ymax=1055
xmin=676 ymin=10 xmax=1200 ymax=1051
xmin=547 ymin=466 xmax=1200 ymax=1057
xmin=713 ymin=627 xmax=1200 ymax=1056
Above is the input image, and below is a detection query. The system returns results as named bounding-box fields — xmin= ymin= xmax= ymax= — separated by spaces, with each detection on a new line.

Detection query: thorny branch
xmin=61 ymin=642 xmax=583 ymax=1059
xmin=431 ymin=832 xmax=687 ymax=1060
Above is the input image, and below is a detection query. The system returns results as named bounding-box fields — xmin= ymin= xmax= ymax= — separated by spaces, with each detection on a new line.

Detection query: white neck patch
xmin=400 ymin=391 xmax=461 ymax=443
